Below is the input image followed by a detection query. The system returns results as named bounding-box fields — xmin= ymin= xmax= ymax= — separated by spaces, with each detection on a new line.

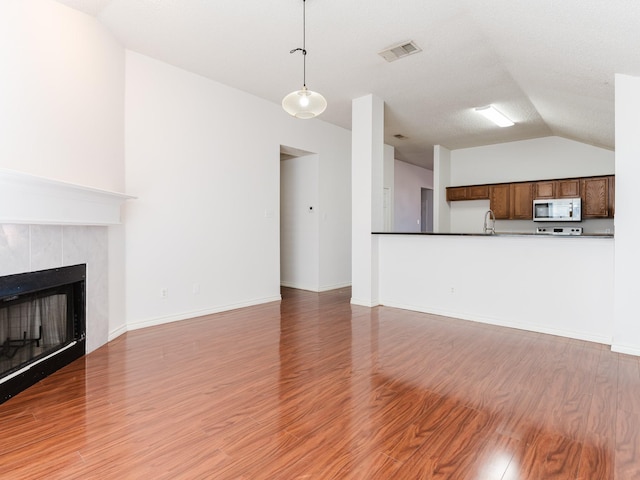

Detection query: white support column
xmin=351 ymin=94 xmax=384 ymax=307
xmin=612 ymin=74 xmax=640 ymax=356
xmin=433 ymin=145 xmax=451 ymax=233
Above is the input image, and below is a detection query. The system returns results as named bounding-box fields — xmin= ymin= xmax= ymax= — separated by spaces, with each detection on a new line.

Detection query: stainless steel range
xmin=536 ymin=226 xmax=583 ymax=236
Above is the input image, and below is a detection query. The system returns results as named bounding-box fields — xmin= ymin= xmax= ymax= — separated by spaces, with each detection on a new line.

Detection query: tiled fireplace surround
xmin=0 ymin=170 xmax=131 ymax=355
xmin=0 ymin=224 xmax=108 ymax=353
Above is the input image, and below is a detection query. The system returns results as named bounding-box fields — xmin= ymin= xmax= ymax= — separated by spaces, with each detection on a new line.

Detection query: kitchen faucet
xmin=484 ymin=209 xmax=496 ymax=234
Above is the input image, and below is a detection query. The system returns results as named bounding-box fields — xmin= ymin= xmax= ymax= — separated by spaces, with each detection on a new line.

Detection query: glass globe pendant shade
xmin=282 ymin=86 xmax=327 ymax=119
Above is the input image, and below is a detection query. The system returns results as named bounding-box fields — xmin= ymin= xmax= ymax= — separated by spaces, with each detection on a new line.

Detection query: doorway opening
xmin=280 ymin=145 xmax=319 ymax=291
xmin=421 ymin=188 xmax=434 ymax=233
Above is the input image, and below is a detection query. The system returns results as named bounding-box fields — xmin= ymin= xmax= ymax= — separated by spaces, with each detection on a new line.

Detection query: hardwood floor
xmin=1 ymin=287 xmax=639 ymax=479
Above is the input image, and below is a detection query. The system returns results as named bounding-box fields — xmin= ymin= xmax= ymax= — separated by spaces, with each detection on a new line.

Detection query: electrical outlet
xmin=192 ymin=283 xmax=200 ymax=295
xmin=450 ymin=287 xmax=455 ymax=294
xmin=160 ymin=288 xmax=168 ymax=299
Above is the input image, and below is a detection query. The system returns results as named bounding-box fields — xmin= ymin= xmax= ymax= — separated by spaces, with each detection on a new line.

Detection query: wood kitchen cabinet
xmin=557 ymin=179 xmax=581 ymax=198
xmin=448 ymin=174 xmax=615 ymax=219
xmin=608 ymin=175 xmax=615 ymax=218
xmin=510 ymin=183 xmax=534 ymax=219
xmin=534 ymin=181 xmax=556 ymax=199
xmin=490 ymin=184 xmax=510 ymax=219
xmin=446 ymin=186 xmax=467 ymax=201
xmin=536 ymin=179 xmax=580 ymax=200
xmin=446 ymin=185 xmax=489 ymax=201
xmin=467 ymin=185 xmax=489 ymax=200
xmin=582 ymin=176 xmax=610 ymax=218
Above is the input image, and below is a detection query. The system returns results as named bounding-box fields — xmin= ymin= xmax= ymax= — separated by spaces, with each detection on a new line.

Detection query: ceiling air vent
xmin=378 ymin=41 xmax=422 ymax=62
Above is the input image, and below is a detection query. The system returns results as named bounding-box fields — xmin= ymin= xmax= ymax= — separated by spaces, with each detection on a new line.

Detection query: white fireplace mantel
xmin=0 ymin=168 xmax=134 ymax=225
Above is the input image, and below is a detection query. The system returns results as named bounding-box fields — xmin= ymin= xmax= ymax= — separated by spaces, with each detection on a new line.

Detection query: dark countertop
xmin=372 ymin=232 xmax=614 ymax=238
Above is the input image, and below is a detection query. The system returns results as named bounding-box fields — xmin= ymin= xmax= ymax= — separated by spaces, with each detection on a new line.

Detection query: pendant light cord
xmin=302 ymin=0 xmax=306 ymax=88
xmin=281 ymin=0 xmax=327 ymax=118
xmin=289 ymin=0 xmax=307 ymax=88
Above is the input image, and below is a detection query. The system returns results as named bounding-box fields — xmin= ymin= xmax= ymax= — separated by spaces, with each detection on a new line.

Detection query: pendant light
xmin=282 ymin=0 xmax=327 ymax=119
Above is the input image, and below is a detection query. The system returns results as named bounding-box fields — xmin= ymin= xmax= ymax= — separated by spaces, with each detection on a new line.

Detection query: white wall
xmin=0 ymin=0 xmax=125 ymax=192
xmin=451 ymin=136 xmax=614 ymax=186
xmin=450 ymin=200 xmax=491 ymax=233
xmin=280 ymin=154 xmax=319 ymax=291
xmin=613 ymin=74 xmax=640 ymax=356
xmin=315 ymin=124 xmax=353 ymax=292
xmin=393 ymin=160 xmax=434 ymax=232
xmin=378 ymin=234 xmax=614 ymax=344
xmin=124 ymin=52 xmax=351 ymax=329
xmin=448 ymin=137 xmax=615 ymax=234
xmin=0 ymin=0 xmax=127 ymax=347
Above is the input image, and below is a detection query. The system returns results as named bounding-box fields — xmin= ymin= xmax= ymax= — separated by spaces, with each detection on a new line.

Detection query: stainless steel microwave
xmin=533 ymin=198 xmax=582 ymax=222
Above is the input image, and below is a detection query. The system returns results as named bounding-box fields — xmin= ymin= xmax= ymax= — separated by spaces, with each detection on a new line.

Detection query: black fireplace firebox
xmin=0 ymin=264 xmax=86 ymax=404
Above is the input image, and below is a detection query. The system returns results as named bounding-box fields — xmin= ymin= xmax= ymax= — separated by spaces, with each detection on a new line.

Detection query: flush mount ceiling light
xmin=475 ymin=105 xmax=515 ymax=127
xmin=282 ymin=0 xmax=327 ymax=119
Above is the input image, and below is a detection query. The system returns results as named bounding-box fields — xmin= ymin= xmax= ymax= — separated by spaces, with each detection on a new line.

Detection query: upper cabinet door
xmin=534 ymin=181 xmax=556 ymax=199
xmin=557 ymin=179 xmax=581 ymax=198
xmin=446 ymin=186 xmax=467 ymax=201
xmin=582 ymin=177 xmax=609 ymax=218
xmin=490 ymin=184 xmax=510 ymax=219
xmin=608 ymin=176 xmax=615 ymax=218
xmin=467 ymin=185 xmax=490 ymax=200
xmin=446 ymin=185 xmax=489 ymax=201
xmin=510 ymin=183 xmax=534 ymax=219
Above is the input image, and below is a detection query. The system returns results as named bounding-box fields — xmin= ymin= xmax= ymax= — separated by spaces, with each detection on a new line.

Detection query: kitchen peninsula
xmin=374 ymin=147 xmax=615 ymax=345
xmin=353 ymin=84 xmax=640 ymax=360
xmin=375 ymin=231 xmax=614 ymax=238
xmin=372 ymin=231 xmax=614 ymax=345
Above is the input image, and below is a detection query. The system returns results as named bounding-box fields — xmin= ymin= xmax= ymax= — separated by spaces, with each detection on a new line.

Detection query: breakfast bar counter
xmin=373 ymin=231 xmax=614 ymax=238
xmin=373 ymin=231 xmax=614 ymax=345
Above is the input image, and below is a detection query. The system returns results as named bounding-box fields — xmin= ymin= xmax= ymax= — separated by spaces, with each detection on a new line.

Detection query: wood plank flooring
xmin=1 ymin=287 xmax=639 ymax=479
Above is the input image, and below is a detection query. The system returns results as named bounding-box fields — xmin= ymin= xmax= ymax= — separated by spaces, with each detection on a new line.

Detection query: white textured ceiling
xmin=54 ymin=0 xmax=640 ymax=169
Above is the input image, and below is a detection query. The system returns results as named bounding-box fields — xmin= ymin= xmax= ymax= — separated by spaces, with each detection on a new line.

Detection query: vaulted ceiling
xmin=54 ymin=0 xmax=640 ymax=169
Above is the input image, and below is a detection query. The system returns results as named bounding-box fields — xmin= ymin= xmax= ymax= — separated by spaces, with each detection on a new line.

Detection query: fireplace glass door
xmin=0 ymin=264 xmax=86 ymax=403
xmin=1 ymin=288 xmax=73 ymax=377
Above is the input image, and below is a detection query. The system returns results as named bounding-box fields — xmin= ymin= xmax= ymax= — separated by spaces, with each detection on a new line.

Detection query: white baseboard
xmin=281 ymin=281 xmax=352 ymax=293
xmin=318 ymin=282 xmax=352 ymax=292
xmin=280 ymin=281 xmax=317 ymax=292
xmin=350 ymin=297 xmax=380 ymax=308
xmin=379 ymin=300 xmax=612 ymax=346
xmin=611 ymin=344 xmax=640 ymax=357
xmin=108 ymin=324 xmax=128 ymax=342
xmin=126 ymin=294 xmax=282 ymax=332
